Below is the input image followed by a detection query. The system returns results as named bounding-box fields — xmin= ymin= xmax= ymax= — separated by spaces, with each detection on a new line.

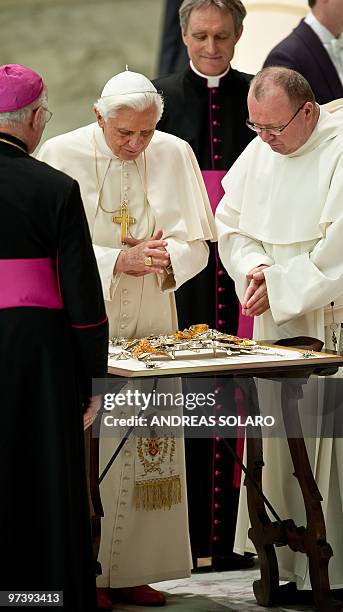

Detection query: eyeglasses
xmin=41 ymin=106 xmax=53 ymax=123
xmin=246 ymin=102 xmax=306 ymax=136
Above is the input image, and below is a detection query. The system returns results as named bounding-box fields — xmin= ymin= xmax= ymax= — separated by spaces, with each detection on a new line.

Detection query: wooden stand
xmin=242 ymin=375 xmax=343 ymax=611
xmin=106 ymin=347 xmax=343 ymax=609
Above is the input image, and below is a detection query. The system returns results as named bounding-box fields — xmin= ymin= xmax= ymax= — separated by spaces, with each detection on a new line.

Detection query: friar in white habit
xmin=38 ymin=69 xmax=216 ymax=608
xmin=216 ymin=66 xmax=343 ymax=593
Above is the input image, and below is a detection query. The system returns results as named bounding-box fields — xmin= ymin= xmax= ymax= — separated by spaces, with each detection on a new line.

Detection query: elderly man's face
xmin=182 ymin=5 xmax=242 ymax=76
xmin=247 ymin=88 xmax=315 ymax=155
xmin=96 ymin=106 xmax=157 ymax=161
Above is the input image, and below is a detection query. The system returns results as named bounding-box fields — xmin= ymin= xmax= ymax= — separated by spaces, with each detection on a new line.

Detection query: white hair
xmin=94 ymin=91 xmax=164 ymax=122
xmin=0 ymin=90 xmax=48 ymax=127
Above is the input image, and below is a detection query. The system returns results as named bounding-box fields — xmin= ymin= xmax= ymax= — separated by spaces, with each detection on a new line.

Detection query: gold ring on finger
xmin=144 ymin=256 xmax=153 ymax=267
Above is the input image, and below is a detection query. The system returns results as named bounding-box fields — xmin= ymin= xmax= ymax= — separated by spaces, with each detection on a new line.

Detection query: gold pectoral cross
xmin=113 ymin=202 xmax=136 ymax=244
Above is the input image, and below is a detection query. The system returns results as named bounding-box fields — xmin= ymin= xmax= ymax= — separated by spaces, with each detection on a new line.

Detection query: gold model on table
xmin=109 ymin=324 xmax=260 ymax=365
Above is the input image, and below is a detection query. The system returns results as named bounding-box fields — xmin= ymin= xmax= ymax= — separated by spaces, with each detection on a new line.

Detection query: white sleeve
xmin=157 ymin=238 xmax=209 ymax=293
xmin=216 ymin=200 xmax=274 ymax=302
xmin=265 ymin=214 xmax=343 ymax=325
xmin=93 ymin=245 xmax=121 ymax=301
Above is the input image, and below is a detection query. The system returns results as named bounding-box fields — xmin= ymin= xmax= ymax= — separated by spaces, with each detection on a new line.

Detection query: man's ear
xmin=235 ymin=25 xmax=243 ymax=45
xmin=94 ymin=106 xmax=104 ymax=128
xmin=31 ymin=106 xmax=44 ymax=130
xmin=304 ymin=101 xmax=315 ymax=118
xmin=181 ymin=28 xmax=188 ymax=47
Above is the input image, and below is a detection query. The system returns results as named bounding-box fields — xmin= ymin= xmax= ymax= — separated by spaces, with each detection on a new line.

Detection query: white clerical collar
xmin=190 ymin=61 xmax=230 ymax=87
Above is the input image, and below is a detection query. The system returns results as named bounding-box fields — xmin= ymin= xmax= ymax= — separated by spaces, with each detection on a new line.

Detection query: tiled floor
xmin=111 ymin=569 xmax=316 ymax=611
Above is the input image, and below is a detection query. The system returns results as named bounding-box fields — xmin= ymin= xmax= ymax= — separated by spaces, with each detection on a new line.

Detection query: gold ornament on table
xmin=173 ymin=323 xmax=210 ymax=340
xmin=108 ymin=324 xmax=267 ymax=367
xmin=131 ymin=338 xmax=169 ymax=359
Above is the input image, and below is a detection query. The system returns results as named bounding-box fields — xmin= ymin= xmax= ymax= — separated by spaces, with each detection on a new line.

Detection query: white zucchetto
xmin=101 ymin=70 xmax=157 ymax=98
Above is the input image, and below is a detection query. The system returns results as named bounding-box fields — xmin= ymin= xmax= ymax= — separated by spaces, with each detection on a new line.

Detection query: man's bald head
xmin=247 ymin=67 xmax=319 ymax=155
xmin=250 ymin=66 xmax=316 ymax=112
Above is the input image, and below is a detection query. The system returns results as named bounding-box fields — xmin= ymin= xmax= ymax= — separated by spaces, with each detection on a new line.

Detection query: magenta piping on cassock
xmin=72 ymin=316 xmax=108 ymax=330
xmin=209 ymin=89 xmax=215 ymax=169
xmin=0 ymin=257 xmax=64 ymax=310
xmin=201 ymin=170 xmax=227 ymax=329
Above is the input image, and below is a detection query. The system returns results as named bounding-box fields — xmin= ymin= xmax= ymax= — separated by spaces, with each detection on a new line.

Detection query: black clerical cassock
xmin=154 ymin=65 xmax=256 ymax=568
xmin=0 ymin=134 xmax=108 ymax=610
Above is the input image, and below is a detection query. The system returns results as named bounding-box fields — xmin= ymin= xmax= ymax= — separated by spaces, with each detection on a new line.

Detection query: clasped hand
xmin=242 ymin=265 xmax=270 ymax=317
xmin=115 ymin=229 xmax=171 ymax=277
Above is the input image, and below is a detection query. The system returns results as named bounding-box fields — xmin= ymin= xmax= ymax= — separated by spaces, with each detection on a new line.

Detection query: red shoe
xmin=96 ymin=587 xmax=113 ymax=610
xmin=110 ymin=585 xmax=166 ymax=606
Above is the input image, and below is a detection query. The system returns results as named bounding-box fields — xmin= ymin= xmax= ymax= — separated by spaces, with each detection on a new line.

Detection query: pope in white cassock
xmin=38 ymin=70 xmax=216 ymax=608
xmin=216 ymin=66 xmax=343 ymax=593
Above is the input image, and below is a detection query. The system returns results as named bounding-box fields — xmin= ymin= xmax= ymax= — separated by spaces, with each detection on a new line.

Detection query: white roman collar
xmin=190 ymin=61 xmax=230 ymax=88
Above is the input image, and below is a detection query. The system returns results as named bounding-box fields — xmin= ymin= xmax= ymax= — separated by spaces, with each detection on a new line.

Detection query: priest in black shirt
xmin=154 ymin=0 xmax=256 ymax=571
xmin=154 ymin=0 xmax=254 ymax=335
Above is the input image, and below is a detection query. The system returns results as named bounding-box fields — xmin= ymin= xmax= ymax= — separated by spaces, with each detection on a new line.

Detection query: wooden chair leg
xmin=281 ymin=381 xmax=343 ymax=612
xmin=240 ymin=379 xmax=282 ymax=606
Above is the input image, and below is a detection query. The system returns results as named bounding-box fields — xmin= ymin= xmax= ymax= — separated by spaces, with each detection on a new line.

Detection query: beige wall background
xmin=0 ymin=0 xmax=164 ymax=141
xmin=1 ymin=0 xmax=309 ymax=142
xmin=233 ymin=0 xmax=309 ymax=73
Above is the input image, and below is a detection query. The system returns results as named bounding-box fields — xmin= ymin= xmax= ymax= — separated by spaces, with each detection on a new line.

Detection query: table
xmin=108 ymin=343 xmax=340 ymax=376
xmin=107 ymin=344 xmax=343 ymax=611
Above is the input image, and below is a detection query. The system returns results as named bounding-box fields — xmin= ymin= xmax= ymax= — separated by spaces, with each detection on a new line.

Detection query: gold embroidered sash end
xmin=134 ymin=475 xmax=181 ymax=511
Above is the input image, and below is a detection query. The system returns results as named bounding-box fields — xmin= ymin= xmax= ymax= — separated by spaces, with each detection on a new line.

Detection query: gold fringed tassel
xmin=135 ymin=476 xmax=181 ymax=511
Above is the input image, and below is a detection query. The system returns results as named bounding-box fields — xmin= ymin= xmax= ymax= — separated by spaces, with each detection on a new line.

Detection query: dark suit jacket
xmin=263 ymin=19 xmax=343 ymax=104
